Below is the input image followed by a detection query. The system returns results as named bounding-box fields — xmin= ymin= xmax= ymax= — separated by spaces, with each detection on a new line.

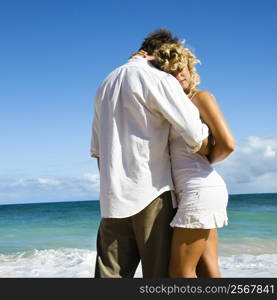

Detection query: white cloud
xmin=0 ymin=173 xmax=100 ymax=205
xmin=9 ymin=178 xmax=60 ymax=187
xmin=37 ymin=178 xmax=60 ymax=185
xmin=264 ymin=146 xmax=276 ymax=158
xmin=1 ymin=136 xmax=277 ymax=204
xmin=215 ymin=136 xmax=277 ymax=194
xmin=83 ymin=173 xmax=100 ymax=185
xmin=9 ymin=178 xmax=31 ymax=187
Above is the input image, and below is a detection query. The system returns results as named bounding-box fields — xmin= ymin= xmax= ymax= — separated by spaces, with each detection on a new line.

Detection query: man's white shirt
xmin=91 ymin=56 xmax=209 ymax=218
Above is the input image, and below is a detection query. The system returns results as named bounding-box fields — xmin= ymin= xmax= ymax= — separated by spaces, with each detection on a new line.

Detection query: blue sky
xmin=1 ymin=0 xmax=277 ymax=204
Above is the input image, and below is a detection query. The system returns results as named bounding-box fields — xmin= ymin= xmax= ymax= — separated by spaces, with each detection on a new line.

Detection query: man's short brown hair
xmin=139 ymin=28 xmax=179 ymax=55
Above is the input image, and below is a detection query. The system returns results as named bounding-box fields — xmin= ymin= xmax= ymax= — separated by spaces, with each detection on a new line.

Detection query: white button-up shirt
xmin=91 ymin=56 xmax=209 ymax=218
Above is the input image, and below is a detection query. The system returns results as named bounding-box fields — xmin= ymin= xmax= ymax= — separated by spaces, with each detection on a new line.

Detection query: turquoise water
xmin=0 ymin=193 xmax=277 ymax=277
xmin=0 ymin=200 xmax=100 ymax=254
xmin=0 ymin=193 xmax=276 ymax=255
xmin=221 ymin=193 xmax=277 ymax=239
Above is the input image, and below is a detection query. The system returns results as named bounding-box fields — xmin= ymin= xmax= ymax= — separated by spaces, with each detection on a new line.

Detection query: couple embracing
xmin=91 ymin=29 xmax=235 ymax=278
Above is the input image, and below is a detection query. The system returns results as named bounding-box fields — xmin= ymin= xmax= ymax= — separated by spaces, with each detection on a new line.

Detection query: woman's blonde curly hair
xmin=152 ymin=42 xmax=201 ymax=95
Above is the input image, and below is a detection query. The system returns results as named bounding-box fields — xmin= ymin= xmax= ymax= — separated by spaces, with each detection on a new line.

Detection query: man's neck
xmin=133 ymin=54 xmax=154 ymax=61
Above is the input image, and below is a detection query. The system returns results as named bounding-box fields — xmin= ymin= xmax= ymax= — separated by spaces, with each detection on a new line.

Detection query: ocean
xmin=0 ymin=193 xmax=277 ymax=278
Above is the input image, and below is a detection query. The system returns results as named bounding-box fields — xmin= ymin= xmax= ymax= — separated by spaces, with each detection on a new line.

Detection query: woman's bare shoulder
xmin=192 ymin=89 xmax=216 ymax=103
xmin=191 ymin=89 xmax=220 ymax=116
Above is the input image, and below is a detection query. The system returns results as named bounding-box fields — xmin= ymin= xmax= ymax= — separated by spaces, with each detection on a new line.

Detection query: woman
xmin=137 ymin=43 xmax=235 ymax=278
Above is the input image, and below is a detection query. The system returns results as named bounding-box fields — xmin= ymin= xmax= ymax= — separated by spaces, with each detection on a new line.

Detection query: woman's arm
xmin=192 ymin=90 xmax=235 ymax=164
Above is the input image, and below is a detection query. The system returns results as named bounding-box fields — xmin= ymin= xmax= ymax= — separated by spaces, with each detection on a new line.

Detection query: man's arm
xmin=131 ymin=53 xmax=208 ymax=152
xmin=90 ymin=93 xmax=100 ymax=160
xmin=149 ymin=74 xmax=209 ymax=153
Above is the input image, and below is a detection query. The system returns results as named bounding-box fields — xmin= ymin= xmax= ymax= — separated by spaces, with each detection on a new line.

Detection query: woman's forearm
xmin=190 ymin=90 xmax=235 ymax=164
xmin=207 ymin=142 xmax=234 ymax=164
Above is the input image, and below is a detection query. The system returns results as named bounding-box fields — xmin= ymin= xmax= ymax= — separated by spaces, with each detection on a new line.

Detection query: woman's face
xmin=174 ymin=65 xmax=191 ymax=91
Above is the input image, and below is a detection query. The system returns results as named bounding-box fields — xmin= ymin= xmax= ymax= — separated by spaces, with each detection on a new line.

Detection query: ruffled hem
xmin=170 ymin=209 xmax=228 ymax=229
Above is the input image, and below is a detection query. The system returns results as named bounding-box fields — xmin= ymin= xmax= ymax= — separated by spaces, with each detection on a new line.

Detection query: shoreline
xmin=0 ymin=248 xmax=277 ymax=278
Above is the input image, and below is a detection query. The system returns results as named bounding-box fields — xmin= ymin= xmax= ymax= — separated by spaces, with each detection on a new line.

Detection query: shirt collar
xmin=127 ymin=55 xmax=155 ymax=68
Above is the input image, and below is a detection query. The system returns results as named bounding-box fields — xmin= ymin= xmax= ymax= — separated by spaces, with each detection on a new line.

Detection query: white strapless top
xmin=169 ymin=126 xmax=226 ymax=194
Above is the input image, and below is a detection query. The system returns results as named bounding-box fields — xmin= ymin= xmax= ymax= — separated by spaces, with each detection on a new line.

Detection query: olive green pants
xmin=94 ymin=191 xmax=175 ymax=278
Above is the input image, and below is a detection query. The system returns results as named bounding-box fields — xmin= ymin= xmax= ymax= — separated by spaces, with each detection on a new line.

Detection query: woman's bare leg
xmin=169 ymin=228 xmax=210 ymax=278
xmin=196 ymin=229 xmax=221 ymax=278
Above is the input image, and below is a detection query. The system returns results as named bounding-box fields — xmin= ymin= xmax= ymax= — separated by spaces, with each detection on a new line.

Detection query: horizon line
xmin=1 ymin=192 xmax=277 ymax=206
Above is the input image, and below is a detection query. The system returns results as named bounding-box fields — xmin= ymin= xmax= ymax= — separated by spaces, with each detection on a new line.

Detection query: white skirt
xmin=170 ymin=186 xmax=228 ymax=229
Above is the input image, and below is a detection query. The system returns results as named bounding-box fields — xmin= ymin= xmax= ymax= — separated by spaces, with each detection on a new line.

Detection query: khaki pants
xmin=94 ymin=191 xmax=175 ymax=278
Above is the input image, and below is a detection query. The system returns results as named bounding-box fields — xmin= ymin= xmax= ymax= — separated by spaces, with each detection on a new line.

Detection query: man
xmin=91 ymin=29 xmax=210 ymax=278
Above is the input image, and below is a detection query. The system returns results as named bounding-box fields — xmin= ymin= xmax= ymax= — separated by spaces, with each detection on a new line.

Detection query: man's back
xmin=91 ymin=56 xmax=208 ymax=218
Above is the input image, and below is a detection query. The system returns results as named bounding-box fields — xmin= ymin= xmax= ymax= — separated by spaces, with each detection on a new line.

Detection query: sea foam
xmin=0 ymin=248 xmax=276 ymax=278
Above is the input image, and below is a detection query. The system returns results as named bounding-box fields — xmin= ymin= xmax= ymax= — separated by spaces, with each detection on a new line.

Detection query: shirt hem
xmin=100 ymin=185 xmax=173 ymax=218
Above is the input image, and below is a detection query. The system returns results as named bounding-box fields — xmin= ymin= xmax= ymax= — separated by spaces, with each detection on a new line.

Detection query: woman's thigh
xmin=196 ymin=229 xmax=221 ymax=277
xmin=169 ymin=227 xmax=210 ymax=277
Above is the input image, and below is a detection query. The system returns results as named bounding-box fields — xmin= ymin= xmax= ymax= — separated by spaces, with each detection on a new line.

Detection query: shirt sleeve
xmin=150 ymin=74 xmax=209 ymax=153
xmin=90 ymin=96 xmax=100 ymax=158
